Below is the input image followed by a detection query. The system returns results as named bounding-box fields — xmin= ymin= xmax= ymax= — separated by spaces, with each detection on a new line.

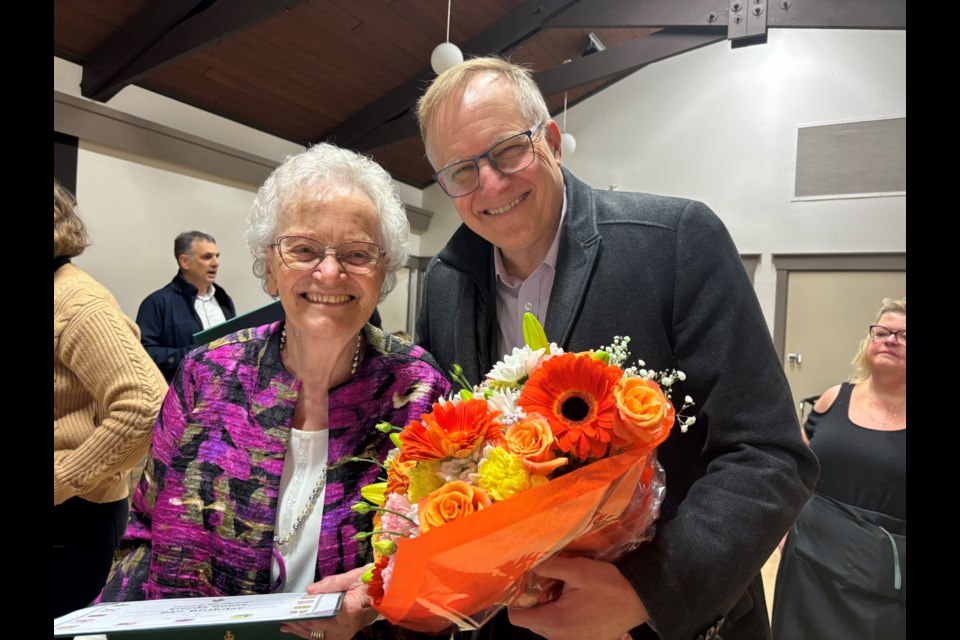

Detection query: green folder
xmin=193 ymin=300 xmax=285 ymax=345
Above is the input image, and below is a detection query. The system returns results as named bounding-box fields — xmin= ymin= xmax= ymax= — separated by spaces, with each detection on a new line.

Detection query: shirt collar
xmin=196 ymin=283 xmax=217 ymax=301
xmin=494 ymin=191 xmax=567 ymax=287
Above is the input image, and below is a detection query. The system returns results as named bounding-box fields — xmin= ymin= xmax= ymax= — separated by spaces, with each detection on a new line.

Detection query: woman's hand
xmin=280 ymin=566 xmax=378 ymax=640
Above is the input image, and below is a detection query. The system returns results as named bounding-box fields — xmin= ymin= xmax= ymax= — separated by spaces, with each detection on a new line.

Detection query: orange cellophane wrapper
xmin=375 ymin=446 xmax=666 ymax=634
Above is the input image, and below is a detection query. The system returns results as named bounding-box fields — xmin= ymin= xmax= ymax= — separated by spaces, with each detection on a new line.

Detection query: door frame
xmin=771 ymin=252 xmax=906 ymax=361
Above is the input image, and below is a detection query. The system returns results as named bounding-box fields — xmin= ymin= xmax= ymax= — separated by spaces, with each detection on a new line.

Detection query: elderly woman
xmin=772 ymin=298 xmax=906 ymax=639
xmin=54 ymin=180 xmax=167 ymax=617
xmin=98 ymin=144 xmax=451 ymax=640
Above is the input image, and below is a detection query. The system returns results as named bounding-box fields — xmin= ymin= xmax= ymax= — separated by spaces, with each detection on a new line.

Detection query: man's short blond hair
xmin=416 ymin=56 xmax=551 ymax=158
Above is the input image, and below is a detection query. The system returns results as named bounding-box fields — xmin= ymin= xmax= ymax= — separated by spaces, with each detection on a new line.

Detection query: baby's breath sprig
xmin=676 ymin=394 xmax=696 ymax=433
xmin=634 ymin=368 xmax=687 ymax=399
xmin=599 ymin=335 xmax=632 ymax=368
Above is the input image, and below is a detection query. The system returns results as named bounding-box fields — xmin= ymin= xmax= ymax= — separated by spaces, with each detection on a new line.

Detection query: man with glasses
xmin=136 ymin=230 xmax=236 ymax=381
xmin=415 ymin=58 xmax=819 ymax=640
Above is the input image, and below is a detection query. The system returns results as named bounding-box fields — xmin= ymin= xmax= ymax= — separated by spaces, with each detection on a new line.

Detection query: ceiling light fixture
xmin=431 ymin=0 xmax=463 ymax=74
xmin=561 ymin=91 xmax=577 ymax=156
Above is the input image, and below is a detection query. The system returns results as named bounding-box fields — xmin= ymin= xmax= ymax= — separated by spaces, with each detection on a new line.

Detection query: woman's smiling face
xmin=266 ymin=182 xmax=386 ymax=341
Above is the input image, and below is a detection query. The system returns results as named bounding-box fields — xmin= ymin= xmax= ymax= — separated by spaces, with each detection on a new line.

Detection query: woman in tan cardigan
xmin=53 ymin=180 xmax=166 ymax=618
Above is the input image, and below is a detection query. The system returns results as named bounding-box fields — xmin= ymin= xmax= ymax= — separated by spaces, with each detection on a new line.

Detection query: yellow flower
xmin=360 ymin=482 xmax=387 ymax=507
xmin=407 ymin=461 xmax=443 ymax=502
xmin=476 ymin=446 xmax=543 ymax=502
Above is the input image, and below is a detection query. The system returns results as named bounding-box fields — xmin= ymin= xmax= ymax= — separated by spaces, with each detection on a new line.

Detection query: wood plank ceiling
xmin=53 ymin=0 xmax=904 ymax=188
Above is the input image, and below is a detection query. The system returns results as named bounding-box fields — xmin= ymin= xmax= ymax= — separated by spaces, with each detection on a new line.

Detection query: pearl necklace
xmin=274 ymin=466 xmax=328 ymax=547
xmin=279 ymin=327 xmax=362 ymax=376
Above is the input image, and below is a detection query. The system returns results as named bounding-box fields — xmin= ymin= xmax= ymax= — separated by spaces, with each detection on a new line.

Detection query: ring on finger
xmin=310 ymin=630 xmax=325 ymax=640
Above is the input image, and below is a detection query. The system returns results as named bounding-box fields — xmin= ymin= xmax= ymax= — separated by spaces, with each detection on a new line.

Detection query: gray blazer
xmin=416 ymin=168 xmax=819 ymax=640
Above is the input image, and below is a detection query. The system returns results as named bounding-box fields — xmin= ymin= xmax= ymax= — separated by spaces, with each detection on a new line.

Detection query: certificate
xmin=53 ymin=592 xmax=343 ymax=640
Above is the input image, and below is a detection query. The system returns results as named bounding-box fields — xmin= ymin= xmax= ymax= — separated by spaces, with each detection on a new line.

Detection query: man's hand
xmin=508 ymin=556 xmax=649 ymax=640
xmin=280 ymin=566 xmax=378 ymax=640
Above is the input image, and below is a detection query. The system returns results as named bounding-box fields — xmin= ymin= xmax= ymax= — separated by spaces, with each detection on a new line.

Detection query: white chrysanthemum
xmin=487 ymin=344 xmax=563 ymax=383
xmin=437 ymin=457 xmax=479 ymax=483
xmin=487 ymin=346 xmax=546 ymax=383
xmin=486 ymin=387 xmax=521 ymax=418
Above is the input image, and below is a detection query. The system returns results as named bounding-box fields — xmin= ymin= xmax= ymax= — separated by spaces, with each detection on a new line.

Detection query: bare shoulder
xmin=812 ymin=384 xmax=842 ymax=413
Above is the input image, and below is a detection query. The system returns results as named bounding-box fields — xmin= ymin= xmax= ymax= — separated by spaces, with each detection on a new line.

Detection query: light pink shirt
xmin=494 ymin=195 xmax=567 ymax=358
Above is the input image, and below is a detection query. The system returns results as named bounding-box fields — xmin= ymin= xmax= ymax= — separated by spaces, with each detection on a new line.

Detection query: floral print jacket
xmin=99 ymin=322 xmax=450 ymax=601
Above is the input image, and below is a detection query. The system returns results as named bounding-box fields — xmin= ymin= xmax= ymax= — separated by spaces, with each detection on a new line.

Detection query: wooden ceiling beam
xmin=544 ymin=0 xmax=729 ymax=29
xmin=80 ymin=0 xmax=205 ymax=101
xmin=323 ymin=0 xmax=583 ymax=150
xmin=82 ymin=0 xmax=311 ymax=102
xmin=543 ymin=0 xmax=905 ymax=29
xmin=767 ymin=0 xmax=905 ymax=29
xmin=535 ymin=28 xmax=726 ymax=96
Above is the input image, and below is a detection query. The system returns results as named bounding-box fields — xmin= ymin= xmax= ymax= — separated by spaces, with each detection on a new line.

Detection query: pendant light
xmin=431 ymin=0 xmax=463 ymax=74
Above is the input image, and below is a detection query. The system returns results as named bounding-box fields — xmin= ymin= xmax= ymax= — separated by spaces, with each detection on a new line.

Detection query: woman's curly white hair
xmin=246 ymin=142 xmax=409 ymax=301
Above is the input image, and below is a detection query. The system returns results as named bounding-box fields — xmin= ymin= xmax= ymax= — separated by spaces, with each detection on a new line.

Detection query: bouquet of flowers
xmin=354 ymin=314 xmax=694 ymax=633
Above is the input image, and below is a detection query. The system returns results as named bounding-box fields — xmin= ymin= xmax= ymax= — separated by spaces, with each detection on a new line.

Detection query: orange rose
xmin=501 ymin=414 xmax=569 ymax=475
xmin=418 ymin=481 xmax=492 ymax=533
xmin=611 ymin=377 xmax=675 ymax=450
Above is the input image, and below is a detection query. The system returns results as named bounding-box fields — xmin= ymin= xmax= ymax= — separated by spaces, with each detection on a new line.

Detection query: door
xmin=782 ymin=270 xmax=906 ymax=421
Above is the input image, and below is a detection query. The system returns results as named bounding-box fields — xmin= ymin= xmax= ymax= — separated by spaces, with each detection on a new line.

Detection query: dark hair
xmin=53 ymin=179 xmax=89 ymax=258
xmin=174 ymin=231 xmax=217 ymax=262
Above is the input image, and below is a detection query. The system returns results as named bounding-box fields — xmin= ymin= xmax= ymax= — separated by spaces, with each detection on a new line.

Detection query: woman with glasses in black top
xmin=772 ymin=297 xmax=906 ymax=640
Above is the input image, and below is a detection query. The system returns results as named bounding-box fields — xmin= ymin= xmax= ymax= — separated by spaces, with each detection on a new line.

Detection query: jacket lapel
xmin=438 ymin=227 xmax=497 ymax=385
xmin=544 ymin=169 xmax=602 ymax=349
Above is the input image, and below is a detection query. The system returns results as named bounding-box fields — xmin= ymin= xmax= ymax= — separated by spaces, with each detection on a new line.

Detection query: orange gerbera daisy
xmin=518 ymin=352 xmax=623 ymax=460
xmin=398 ymin=398 xmax=501 ymax=462
xmin=386 ymin=456 xmax=414 ymax=495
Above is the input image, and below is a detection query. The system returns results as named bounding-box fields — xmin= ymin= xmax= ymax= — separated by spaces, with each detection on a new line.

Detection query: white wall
xmin=56 ymin=57 xmax=421 ymax=329
xmin=73 ymin=144 xmax=274 ymax=319
xmin=419 ymin=29 xmax=907 ymax=328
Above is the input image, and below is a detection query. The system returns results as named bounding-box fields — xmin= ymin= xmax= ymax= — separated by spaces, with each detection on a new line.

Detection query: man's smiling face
xmin=426 ymin=72 xmax=565 ymax=277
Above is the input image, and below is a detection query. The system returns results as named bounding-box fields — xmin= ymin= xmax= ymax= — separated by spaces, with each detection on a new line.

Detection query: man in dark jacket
xmin=414 ymin=58 xmax=819 ymax=640
xmin=137 ymin=230 xmax=236 ymax=381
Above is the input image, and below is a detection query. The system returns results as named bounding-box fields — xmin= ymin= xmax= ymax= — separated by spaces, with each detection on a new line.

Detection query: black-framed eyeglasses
xmin=274 ymin=236 xmax=385 ymax=274
xmin=432 ymin=123 xmax=543 ymax=198
xmin=869 ymin=325 xmax=907 ymax=343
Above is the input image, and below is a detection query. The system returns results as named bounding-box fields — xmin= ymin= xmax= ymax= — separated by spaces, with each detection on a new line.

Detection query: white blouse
xmin=271 ymin=428 xmax=329 ymax=592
